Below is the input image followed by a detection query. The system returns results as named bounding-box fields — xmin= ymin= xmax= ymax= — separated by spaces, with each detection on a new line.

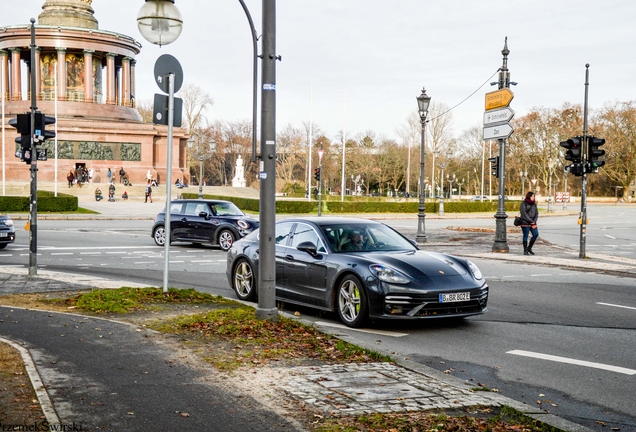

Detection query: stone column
xmin=121 ymin=56 xmax=130 ymax=107
xmin=83 ymin=50 xmax=94 ymax=103
xmin=34 ymin=48 xmax=42 ymax=100
xmin=56 ymin=47 xmax=67 ymax=101
xmin=115 ymin=64 xmax=121 ymax=105
xmin=10 ymin=48 xmax=21 ymax=101
xmin=105 ymin=52 xmax=115 ymax=105
xmin=130 ymin=59 xmax=136 ymax=107
xmin=0 ymin=51 xmax=9 ymax=102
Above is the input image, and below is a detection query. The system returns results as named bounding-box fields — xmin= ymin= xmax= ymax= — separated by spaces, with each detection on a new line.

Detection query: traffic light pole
xmin=579 ymin=64 xmax=590 ymax=259
xmin=492 ymin=40 xmax=510 ymax=253
xmin=28 ymin=18 xmax=38 ymax=275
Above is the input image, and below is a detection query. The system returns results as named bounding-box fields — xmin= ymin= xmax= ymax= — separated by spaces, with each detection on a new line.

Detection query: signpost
xmin=485 ymin=88 xmax=514 ymax=111
xmin=484 ymin=107 xmax=514 ymax=126
xmin=483 ymin=123 xmax=514 ymax=141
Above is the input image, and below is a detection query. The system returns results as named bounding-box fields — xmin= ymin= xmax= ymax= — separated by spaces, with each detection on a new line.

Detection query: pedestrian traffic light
xmin=488 ymin=156 xmax=499 ymax=178
xmin=8 ymin=113 xmax=32 ymax=163
xmin=314 ymin=167 xmax=321 ymax=181
xmin=565 ymin=163 xmax=585 ymax=176
xmin=587 ymin=135 xmax=605 ymax=173
xmin=33 ymin=112 xmax=56 ymax=143
xmin=560 ymin=136 xmax=583 ymax=163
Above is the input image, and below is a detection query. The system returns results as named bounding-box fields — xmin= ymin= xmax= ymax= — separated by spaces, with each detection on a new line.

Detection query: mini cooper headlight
xmin=467 ymin=260 xmax=483 ymax=280
xmin=369 ymin=264 xmax=410 ymax=284
xmin=2 ymin=219 xmax=13 ymax=227
xmin=237 ymin=220 xmax=250 ymax=229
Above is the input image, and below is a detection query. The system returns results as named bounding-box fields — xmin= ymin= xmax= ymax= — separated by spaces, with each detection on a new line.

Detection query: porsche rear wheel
xmin=232 ymin=258 xmax=256 ymax=301
xmin=337 ymin=275 xmax=368 ymax=328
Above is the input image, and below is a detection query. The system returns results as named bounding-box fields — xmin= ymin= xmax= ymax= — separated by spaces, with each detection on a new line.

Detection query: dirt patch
xmin=0 ymin=341 xmax=46 ymax=423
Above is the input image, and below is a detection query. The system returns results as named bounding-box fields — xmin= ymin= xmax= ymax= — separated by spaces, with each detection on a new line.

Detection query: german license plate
xmin=0 ymin=233 xmax=7 ymax=237
xmin=439 ymin=292 xmax=470 ymax=303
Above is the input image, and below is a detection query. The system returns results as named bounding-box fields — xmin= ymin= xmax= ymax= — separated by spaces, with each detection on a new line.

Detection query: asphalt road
xmin=2 ymin=213 xmax=636 ymax=431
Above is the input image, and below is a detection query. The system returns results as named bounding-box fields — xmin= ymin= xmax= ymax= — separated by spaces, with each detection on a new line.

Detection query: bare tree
xmin=135 ymin=99 xmax=153 ymax=123
xmin=178 ymin=83 xmax=214 ymax=132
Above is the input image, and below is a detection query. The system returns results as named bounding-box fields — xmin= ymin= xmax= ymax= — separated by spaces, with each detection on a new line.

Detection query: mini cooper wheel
xmin=337 ymin=275 xmax=368 ymax=328
xmin=153 ymin=226 xmax=166 ymax=246
xmin=232 ymin=258 xmax=256 ymax=301
xmin=218 ymin=229 xmax=235 ymax=251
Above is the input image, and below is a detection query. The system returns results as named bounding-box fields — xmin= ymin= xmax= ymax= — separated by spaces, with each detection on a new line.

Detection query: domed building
xmin=0 ymin=0 xmax=188 ymax=185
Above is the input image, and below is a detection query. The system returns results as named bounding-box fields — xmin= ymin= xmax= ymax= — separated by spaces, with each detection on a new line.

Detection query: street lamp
xmin=519 ymin=170 xmax=528 ymax=198
xmin=187 ymin=132 xmax=217 ymax=199
xmin=137 ymin=0 xmax=182 ymax=294
xmin=415 ymin=87 xmax=431 ymax=244
xmin=548 ymin=158 xmax=555 ymax=212
xmin=137 ymin=0 xmax=183 ymax=47
xmin=437 ymin=161 xmax=448 ymax=215
xmin=457 ymin=177 xmax=464 ymax=200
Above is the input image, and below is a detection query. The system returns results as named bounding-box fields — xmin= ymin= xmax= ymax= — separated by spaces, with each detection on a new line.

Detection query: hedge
xmin=0 ymin=192 xmax=78 ymax=212
xmin=181 ymin=192 xmax=519 ymax=214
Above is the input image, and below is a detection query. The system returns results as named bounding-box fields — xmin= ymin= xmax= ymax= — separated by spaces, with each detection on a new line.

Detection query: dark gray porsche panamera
xmin=226 ymin=217 xmax=488 ymax=328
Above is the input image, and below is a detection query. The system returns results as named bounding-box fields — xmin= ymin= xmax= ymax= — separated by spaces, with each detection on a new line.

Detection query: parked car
xmin=226 ymin=217 xmax=488 ymax=327
xmin=0 ymin=214 xmax=16 ymax=249
xmin=151 ymin=199 xmax=258 ymax=251
xmin=470 ymin=195 xmax=488 ymax=201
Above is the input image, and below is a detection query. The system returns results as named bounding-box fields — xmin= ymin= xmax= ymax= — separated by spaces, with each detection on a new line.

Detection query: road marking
xmin=178 ymin=255 xmax=197 ymax=258
xmin=596 ymin=302 xmax=636 ymax=311
xmin=507 ymin=350 xmax=636 ymax=375
xmin=51 ymin=253 xmax=74 ymax=256
xmin=169 ymin=261 xmax=185 ymax=264
xmin=106 ymin=252 xmax=127 ymax=255
xmin=315 ymin=321 xmax=408 ymax=337
xmin=39 ymin=246 xmax=157 ymax=251
xmin=530 ymin=274 xmax=552 ymax=277
xmin=191 ymin=260 xmax=213 ymax=263
xmin=80 ymin=252 xmax=102 ymax=255
xmin=134 ymin=262 xmax=155 ymax=265
xmin=605 ymin=234 xmax=616 ymax=239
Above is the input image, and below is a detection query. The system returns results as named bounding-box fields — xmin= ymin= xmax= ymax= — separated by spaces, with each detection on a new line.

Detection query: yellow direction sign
xmin=485 ymin=88 xmax=514 ymax=111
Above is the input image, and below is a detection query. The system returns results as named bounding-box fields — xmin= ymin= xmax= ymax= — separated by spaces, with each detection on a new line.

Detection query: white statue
xmin=232 ymin=155 xmax=246 ymax=187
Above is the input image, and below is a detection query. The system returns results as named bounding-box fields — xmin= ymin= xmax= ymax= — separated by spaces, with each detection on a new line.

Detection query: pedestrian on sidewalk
xmin=145 ymin=181 xmax=153 ymax=203
xmin=67 ymin=170 xmax=75 ymax=187
xmin=107 ymin=168 xmax=112 ymax=184
xmin=520 ymin=191 xmax=539 ymax=255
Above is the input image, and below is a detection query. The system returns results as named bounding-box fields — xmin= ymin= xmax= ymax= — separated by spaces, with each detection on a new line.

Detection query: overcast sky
xmin=4 ymin=1 xmax=635 ymax=143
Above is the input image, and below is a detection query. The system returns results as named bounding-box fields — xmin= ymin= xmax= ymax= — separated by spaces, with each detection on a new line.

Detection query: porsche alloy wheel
xmin=233 ymin=258 xmax=256 ymax=301
xmin=337 ymin=275 xmax=368 ymax=328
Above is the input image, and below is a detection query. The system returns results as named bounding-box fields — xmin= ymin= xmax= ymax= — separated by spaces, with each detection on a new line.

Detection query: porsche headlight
xmin=467 ymin=260 xmax=483 ymax=280
xmin=369 ymin=264 xmax=410 ymax=284
xmin=237 ymin=220 xmax=250 ymax=229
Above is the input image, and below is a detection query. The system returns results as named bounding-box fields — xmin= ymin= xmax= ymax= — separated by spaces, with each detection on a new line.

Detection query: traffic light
xmin=565 ymin=163 xmax=585 ymax=176
xmin=314 ymin=167 xmax=321 ymax=181
xmin=587 ymin=136 xmax=605 ymax=172
xmin=488 ymin=156 xmax=499 ymax=178
xmin=9 ymin=113 xmax=32 ymax=163
xmin=560 ymin=136 xmax=583 ymax=163
xmin=33 ymin=112 xmax=56 ymax=143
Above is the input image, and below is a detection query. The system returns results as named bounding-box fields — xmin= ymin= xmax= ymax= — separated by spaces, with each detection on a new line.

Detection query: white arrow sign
xmin=484 ymin=107 xmax=515 ymax=126
xmin=483 ymin=123 xmax=513 ymax=141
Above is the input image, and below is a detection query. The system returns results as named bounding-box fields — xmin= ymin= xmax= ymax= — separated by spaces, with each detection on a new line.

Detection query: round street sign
xmin=154 ymin=54 xmax=183 ymax=94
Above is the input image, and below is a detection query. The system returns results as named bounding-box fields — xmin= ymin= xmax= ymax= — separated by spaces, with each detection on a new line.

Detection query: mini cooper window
xmin=185 ymin=202 xmax=208 ymax=215
xmin=212 ymin=202 xmax=244 ymax=216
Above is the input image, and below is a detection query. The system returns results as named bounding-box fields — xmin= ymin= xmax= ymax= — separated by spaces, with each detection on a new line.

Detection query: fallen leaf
xmin=180 ymin=412 xmax=189 ymax=417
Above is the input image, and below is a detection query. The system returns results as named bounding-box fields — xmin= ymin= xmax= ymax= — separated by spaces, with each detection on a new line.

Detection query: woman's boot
xmin=528 ymin=238 xmax=536 ymax=255
xmin=523 ymin=241 xmax=529 ymax=255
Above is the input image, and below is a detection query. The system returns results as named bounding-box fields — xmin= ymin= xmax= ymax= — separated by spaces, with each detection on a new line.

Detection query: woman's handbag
xmin=513 ymin=216 xmax=523 ymax=226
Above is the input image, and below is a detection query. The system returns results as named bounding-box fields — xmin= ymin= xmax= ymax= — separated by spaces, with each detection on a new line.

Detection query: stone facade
xmin=0 ymin=0 xmax=189 ymax=185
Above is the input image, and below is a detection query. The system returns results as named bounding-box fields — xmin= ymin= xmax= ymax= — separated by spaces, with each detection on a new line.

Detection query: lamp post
xmin=187 ymin=132 xmax=216 ymax=199
xmin=415 ymin=88 xmax=431 ymax=244
xmin=519 ymin=170 xmax=528 ymax=198
xmin=137 ymin=0 xmax=183 ymax=294
xmin=563 ymin=168 xmax=568 ymax=210
xmin=548 ymin=158 xmax=555 ymax=212
xmin=457 ymin=177 xmax=464 ymax=200
xmin=437 ymin=161 xmax=448 ymax=215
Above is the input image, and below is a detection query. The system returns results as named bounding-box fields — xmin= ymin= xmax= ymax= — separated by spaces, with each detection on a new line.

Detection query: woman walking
xmin=520 ymin=191 xmax=539 ymax=255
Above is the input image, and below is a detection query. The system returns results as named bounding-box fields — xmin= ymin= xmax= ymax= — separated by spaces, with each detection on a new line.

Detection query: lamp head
xmin=137 ymin=0 xmax=183 ymax=47
xmin=416 ymin=88 xmax=431 ymax=117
